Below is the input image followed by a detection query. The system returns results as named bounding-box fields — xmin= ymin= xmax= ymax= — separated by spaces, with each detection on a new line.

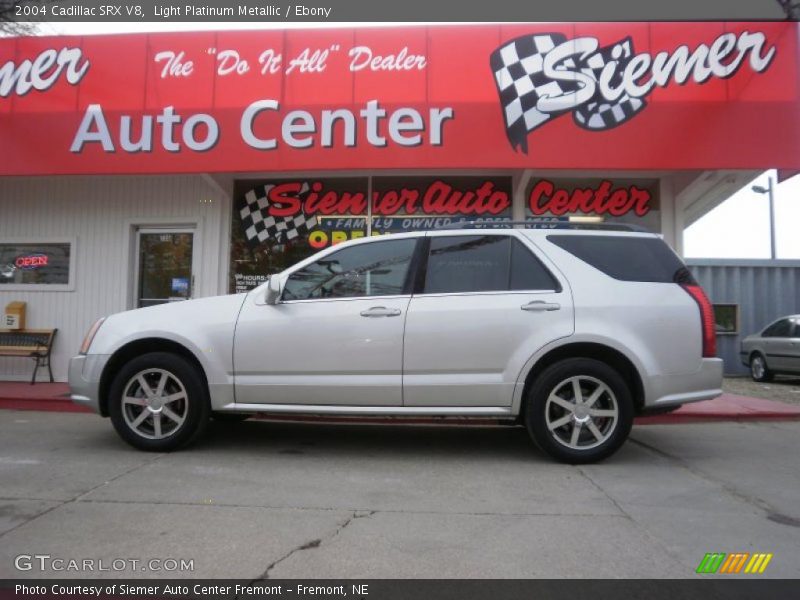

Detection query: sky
xmin=20 ymin=22 xmax=800 ymax=260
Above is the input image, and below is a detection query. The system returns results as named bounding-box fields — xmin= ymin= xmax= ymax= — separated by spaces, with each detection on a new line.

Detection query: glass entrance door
xmin=135 ymin=229 xmax=196 ymax=308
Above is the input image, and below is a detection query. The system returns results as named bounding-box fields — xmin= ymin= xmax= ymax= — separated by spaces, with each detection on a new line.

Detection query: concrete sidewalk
xmin=1 ymin=411 xmax=799 ymax=578
xmin=1 ymin=381 xmax=799 ymax=423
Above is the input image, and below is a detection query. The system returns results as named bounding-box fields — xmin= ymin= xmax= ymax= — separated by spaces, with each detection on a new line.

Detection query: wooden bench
xmin=0 ymin=329 xmax=58 ymax=384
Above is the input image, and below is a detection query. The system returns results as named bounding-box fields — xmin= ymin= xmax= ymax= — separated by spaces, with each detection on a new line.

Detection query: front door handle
xmin=360 ymin=306 xmax=402 ymax=318
xmin=521 ymin=300 xmax=561 ymax=312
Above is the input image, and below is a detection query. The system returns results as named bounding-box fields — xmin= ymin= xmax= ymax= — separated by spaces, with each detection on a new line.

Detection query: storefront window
xmin=370 ymin=176 xmax=513 ymax=235
xmin=0 ymin=241 xmax=73 ymax=288
xmin=230 ymin=178 xmax=367 ymax=294
xmin=229 ymin=175 xmax=513 ymax=293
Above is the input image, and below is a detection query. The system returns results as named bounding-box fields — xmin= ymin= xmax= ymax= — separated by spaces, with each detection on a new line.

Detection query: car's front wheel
xmin=108 ymin=352 xmax=210 ymax=451
xmin=750 ymin=353 xmax=774 ymax=382
xmin=524 ymin=358 xmax=634 ymax=464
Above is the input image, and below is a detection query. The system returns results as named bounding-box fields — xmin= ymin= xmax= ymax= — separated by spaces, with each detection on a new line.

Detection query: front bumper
xmin=646 ymin=358 xmax=724 ymax=409
xmin=68 ymin=354 xmax=111 ymax=415
xmin=740 ymin=350 xmax=749 ymax=367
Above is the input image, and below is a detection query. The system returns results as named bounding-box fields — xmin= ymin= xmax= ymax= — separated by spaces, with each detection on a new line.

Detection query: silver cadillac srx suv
xmin=69 ymin=224 xmax=723 ymax=463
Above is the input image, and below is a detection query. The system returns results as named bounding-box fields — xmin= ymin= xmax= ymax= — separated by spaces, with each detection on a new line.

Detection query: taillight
xmin=681 ymin=284 xmax=716 ymax=358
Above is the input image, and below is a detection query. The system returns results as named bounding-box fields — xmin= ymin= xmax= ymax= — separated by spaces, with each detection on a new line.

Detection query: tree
xmin=777 ymin=1 xmax=800 ymax=19
xmin=0 ymin=0 xmax=42 ymax=36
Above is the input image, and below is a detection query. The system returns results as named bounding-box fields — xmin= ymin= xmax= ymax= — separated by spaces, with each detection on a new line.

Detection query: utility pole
xmin=751 ymin=177 xmax=777 ymax=260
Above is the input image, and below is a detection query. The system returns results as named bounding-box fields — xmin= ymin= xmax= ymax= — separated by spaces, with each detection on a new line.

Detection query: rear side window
xmin=547 ymin=235 xmax=689 ymax=283
xmin=763 ymin=319 xmax=793 ymax=338
xmin=423 ymin=235 xmax=558 ymax=294
xmin=510 ymin=239 xmax=559 ymax=291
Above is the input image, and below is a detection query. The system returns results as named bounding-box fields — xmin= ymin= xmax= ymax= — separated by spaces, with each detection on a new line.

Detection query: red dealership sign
xmin=2 ymin=23 xmax=800 ymax=175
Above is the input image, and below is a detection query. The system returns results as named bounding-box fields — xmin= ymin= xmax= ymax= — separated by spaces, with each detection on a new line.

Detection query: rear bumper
xmin=68 ymin=354 xmax=110 ymax=415
xmin=646 ymin=358 xmax=724 ymax=409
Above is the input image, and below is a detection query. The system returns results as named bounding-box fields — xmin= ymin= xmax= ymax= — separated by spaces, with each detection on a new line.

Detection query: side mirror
xmin=265 ymin=277 xmax=282 ymax=305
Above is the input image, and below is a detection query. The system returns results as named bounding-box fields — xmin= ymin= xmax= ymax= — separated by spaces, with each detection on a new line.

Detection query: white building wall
xmin=0 ymin=175 xmax=229 ymax=382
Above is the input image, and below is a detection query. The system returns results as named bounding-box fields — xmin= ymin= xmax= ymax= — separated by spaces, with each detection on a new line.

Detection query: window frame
xmin=0 ymin=237 xmax=77 ymax=292
xmin=414 ymin=232 xmax=562 ymax=297
xmin=712 ymin=303 xmax=739 ymax=336
xmin=278 ymin=236 xmax=423 ymax=304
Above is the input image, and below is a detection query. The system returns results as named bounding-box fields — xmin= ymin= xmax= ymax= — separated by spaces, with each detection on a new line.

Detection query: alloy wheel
xmin=751 ymin=356 xmax=765 ymax=380
xmin=544 ymin=375 xmax=620 ymax=450
xmin=121 ymin=368 xmax=189 ymax=440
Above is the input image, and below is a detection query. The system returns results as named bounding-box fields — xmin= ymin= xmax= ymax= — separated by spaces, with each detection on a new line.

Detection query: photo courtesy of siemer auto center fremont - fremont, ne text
xmin=0 ymin=0 xmax=799 ymax=596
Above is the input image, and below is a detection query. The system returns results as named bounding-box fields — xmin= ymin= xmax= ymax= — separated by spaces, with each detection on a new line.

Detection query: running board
xmin=216 ymin=403 xmax=515 ymax=418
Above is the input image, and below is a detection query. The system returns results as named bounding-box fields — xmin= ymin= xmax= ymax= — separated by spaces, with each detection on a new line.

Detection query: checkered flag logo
xmin=572 ymin=38 xmax=647 ymax=132
xmin=490 ymin=33 xmax=648 ymax=153
xmin=240 ymin=183 xmax=318 ymax=243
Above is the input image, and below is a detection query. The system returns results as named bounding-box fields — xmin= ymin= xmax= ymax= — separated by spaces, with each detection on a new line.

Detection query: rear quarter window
xmin=547 ymin=235 xmax=690 ymax=283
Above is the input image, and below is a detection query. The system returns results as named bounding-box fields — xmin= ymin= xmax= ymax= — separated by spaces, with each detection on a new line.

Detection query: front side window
xmin=423 ymin=235 xmax=558 ymax=294
xmin=282 ymin=238 xmax=417 ymax=301
xmin=763 ymin=319 xmax=793 ymax=338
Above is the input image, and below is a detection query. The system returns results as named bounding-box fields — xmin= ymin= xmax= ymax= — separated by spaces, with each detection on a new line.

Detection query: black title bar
xmin=3 ymin=579 xmax=800 ymax=600
xmin=3 ymin=0 xmax=794 ymax=24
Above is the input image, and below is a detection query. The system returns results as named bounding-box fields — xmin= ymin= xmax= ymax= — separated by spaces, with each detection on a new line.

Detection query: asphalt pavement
xmin=0 ymin=410 xmax=798 ymax=579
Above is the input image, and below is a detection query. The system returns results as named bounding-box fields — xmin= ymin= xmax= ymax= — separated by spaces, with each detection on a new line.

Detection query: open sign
xmin=15 ymin=254 xmax=49 ymax=270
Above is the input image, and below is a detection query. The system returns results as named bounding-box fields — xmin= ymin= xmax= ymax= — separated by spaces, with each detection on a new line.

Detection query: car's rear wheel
xmin=750 ymin=354 xmax=774 ymax=382
xmin=524 ymin=358 xmax=634 ymax=464
xmin=108 ymin=352 xmax=210 ymax=451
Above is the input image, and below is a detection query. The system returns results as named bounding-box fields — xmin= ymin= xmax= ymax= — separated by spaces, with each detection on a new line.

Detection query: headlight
xmin=79 ymin=318 xmax=106 ymax=354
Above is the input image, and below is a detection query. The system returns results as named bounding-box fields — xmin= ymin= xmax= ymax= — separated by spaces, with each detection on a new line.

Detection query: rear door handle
xmin=360 ymin=306 xmax=402 ymax=318
xmin=521 ymin=300 xmax=561 ymax=312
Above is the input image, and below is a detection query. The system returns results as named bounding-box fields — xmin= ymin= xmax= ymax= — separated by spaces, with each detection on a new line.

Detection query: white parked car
xmin=70 ymin=225 xmax=723 ymax=463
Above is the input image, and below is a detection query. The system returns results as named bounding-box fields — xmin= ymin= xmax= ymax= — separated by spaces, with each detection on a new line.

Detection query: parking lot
xmin=0 ymin=410 xmax=799 ymax=579
xmin=724 ymin=376 xmax=800 ymax=406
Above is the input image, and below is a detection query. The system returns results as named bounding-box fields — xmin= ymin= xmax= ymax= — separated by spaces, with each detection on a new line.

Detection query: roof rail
xmin=435 ymin=220 xmax=652 ymax=233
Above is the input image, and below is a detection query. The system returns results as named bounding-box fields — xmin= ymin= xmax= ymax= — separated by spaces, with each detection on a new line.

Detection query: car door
xmin=403 ymin=232 xmax=574 ymax=407
xmin=762 ymin=318 xmax=794 ymax=372
xmin=233 ymin=236 xmax=420 ymax=406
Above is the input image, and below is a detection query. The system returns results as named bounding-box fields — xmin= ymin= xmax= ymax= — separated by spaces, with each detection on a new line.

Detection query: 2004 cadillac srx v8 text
xmin=69 ymin=225 xmax=723 ymax=463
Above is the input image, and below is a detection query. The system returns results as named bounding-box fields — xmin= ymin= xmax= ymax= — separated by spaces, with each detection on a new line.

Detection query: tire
xmin=108 ymin=352 xmax=210 ymax=451
xmin=524 ymin=358 xmax=634 ymax=464
xmin=750 ymin=353 xmax=774 ymax=382
xmin=211 ymin=412 xmax=252 ymax=422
